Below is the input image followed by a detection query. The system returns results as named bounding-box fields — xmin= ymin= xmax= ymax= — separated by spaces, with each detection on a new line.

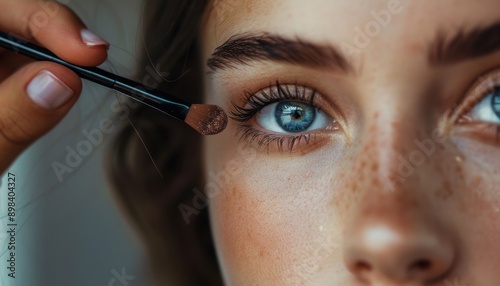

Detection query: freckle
xmin=351 ymin=181 xmax=359 ymax=192
xmin=471 ymin=175 xmax=482 ymax=189
xmin=455 ymin=164 xmax=463 ymax=175
xmin=374 ymin=112 xmax=380 ymax=119
xmin=369 ymin=124 xmax=376 ymax=134
xmin=258 ymin=249 xmax=264 ymax=258
xmin=363 ymin=144 xmax=369 ymax=152
xmin=371 ymin=162 xmax=379 ymax=172
xmin=338 ymin=172 xmax=345 ymax=182
xmin=360 ymin=160 xmax=367 ymax=169
xmin=438 ymin=180 xmax=453 ymax=200
xmin=392 ymin=141 xmax=401 ymax=154
xmin=391 ymin=122 xmax=399 ymax=130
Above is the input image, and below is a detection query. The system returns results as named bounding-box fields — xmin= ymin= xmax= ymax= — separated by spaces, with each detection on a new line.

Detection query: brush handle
xmin=0 ymin=31 xmax=191 ymax=121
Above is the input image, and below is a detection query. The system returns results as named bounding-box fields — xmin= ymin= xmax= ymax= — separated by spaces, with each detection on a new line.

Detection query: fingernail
xmin=27 ymin=70 xmax=74 ymax=110
xmin=80 ymin=28 xmax=109 ymax=47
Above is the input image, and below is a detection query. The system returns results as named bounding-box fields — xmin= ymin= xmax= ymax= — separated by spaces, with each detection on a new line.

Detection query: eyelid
xmin=230 ymin=82 xmax=348 ymax=129
xmin=451 ymin=67 xmax=500 ymax=124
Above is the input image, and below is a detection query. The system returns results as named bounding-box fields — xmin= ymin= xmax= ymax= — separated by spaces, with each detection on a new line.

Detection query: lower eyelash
xmin=237 ymin=124 xmax=313 ymax=153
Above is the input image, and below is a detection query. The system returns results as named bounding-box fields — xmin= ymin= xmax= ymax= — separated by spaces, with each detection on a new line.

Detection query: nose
xmin=344 ymin=215 xmax=455 ymax=284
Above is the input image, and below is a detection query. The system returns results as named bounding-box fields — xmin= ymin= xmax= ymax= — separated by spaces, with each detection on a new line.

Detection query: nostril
xmin=343 ymin=223 xmax=456 ymax=283
xmin=410 ymin=259 xmax=432 ymax=271
xmin=355 ymin=261 xmax=372 ymax=272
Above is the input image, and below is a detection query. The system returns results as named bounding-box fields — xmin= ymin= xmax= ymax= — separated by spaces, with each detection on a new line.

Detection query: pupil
xmin=290 ymin=109 xmax=305 ymax=120
xmin=275 ymin=102 xmax=315 ymax=133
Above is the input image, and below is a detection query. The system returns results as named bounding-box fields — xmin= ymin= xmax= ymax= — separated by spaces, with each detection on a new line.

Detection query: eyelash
xmin=230 ymin=82 xmax=317 ymax=122
xmin=230 ymin=81 xmax=327 ymax=153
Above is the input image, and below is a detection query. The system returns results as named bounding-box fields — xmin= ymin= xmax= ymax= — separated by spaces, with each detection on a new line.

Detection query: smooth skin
xmin=0 ymin=0 xmax=107 ymax=172
xmin=203 ymin=0 xmax=500 ymax=285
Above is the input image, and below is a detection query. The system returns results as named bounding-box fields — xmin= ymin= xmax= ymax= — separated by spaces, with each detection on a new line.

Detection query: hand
xmin=0 ymin=0 xmax=108 ymax=173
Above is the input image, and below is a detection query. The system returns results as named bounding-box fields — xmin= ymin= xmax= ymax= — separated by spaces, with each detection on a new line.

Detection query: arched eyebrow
xmin=207 ymin=20 xmax=500 ymax=73
xmin=429 ymin=20 xmax=500 ymax=66
xmin=206 ymin=33 xmax=354 ymax=73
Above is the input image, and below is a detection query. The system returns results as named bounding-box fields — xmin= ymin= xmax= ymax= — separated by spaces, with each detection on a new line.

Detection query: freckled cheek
xmin=438 ymin=139 xmax=500 ymax=277
xmin=209 ymin=185 xmax=286 ymax=282
xmin=455 ymin=168 xmax=500 ymax=281
xmin=211 ymin=183 xmax=305 ymax=279
xmin=207 ymin=156 xmax=348 ymax=283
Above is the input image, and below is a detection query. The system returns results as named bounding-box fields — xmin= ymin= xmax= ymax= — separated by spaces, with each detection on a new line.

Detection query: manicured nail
xmin=27 ymin=70 xmax=74 ymax=110
xmin=80 ymin=28 xmax=109 ymax=46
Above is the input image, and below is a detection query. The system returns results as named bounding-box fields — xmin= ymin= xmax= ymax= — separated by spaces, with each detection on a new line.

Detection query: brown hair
xmin=105 ymin=0 xmax=223 ymax=285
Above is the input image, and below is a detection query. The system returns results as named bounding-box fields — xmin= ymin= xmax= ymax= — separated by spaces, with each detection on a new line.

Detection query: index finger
xmin=1 ymin=0 xmax=108 ymax=66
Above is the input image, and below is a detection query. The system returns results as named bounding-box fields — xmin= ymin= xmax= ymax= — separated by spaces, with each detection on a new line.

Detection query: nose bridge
xmin=352 ymin=37 xmax=435 ymax=189
xmin=341 ymin=92 xmax=458 ymax=284
xmin=356 ymin=102 xmax=427 ymax=193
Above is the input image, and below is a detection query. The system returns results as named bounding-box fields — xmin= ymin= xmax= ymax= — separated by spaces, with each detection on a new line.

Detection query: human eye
xmin=229 ymin=82 xmax=343 ymax=153
xmin=466 ymin=87 xmax=500 ymax=123
xmin=454 ymin=68 xmax=500 ymax=145
xmin=257 ymin=101 xmax=330 ymax=133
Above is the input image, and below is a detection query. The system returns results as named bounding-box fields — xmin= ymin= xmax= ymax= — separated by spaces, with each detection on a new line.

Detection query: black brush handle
xmin=0 ymin=31 xmax=191 ymax=121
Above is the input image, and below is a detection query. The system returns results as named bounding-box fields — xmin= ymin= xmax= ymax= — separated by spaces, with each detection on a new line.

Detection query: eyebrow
xmin=429 ymin=20 xmax=500 ymax=66
xmin=206 ymin=33 xmax=353 ymax=73
xmin=207 ymin=21 xmax=500 ymax=73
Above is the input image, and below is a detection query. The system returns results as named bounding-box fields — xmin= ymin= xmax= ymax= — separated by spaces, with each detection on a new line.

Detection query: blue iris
xmin=493 ymin=88 xmax=500 ymax=118
xmin=274 ymin=101 xmax=316 ymax=133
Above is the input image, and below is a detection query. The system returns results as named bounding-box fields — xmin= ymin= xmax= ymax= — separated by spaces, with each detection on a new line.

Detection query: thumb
xmin=0 ymin=62 xmax=81 ymax=173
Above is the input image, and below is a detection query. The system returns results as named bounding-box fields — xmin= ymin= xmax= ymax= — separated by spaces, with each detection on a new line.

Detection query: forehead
xmin=203 ymin=0 xmax=500 ymax=57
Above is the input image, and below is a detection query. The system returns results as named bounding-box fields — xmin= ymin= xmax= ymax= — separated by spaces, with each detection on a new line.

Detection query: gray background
xmin=0 ymin=0 xmax=152 ymax=285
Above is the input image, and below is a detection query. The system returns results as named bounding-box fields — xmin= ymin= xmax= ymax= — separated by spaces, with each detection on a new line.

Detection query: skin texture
xmin=202 ymin=0 xmax=500 ymax=285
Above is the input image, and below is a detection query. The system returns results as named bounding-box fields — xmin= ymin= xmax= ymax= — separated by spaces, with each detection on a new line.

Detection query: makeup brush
xmin=0 ymin=31 xmax=227 ymax=135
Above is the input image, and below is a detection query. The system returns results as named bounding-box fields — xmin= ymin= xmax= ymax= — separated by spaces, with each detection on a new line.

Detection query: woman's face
xmin=200 ymin=0 xmax=500 ymax=284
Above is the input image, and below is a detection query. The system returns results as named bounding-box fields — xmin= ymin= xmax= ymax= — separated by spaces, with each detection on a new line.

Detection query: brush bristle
xmin=185 ymin=104 xmax=228 ymax=135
